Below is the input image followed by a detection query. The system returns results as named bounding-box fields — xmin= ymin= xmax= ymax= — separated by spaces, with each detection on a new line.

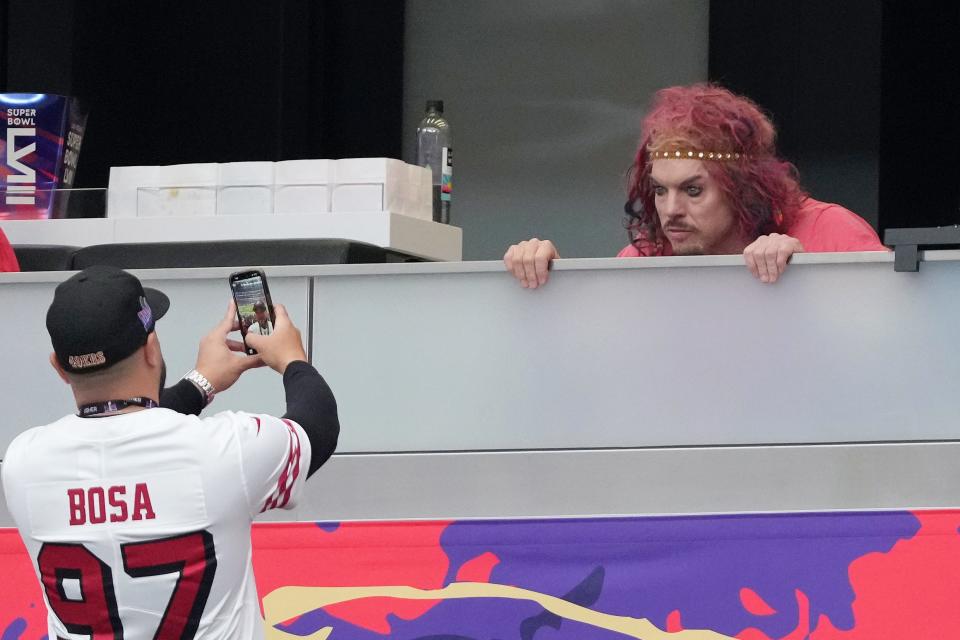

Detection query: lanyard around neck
xmin=77 ymin=397 xmax=159 ymax=418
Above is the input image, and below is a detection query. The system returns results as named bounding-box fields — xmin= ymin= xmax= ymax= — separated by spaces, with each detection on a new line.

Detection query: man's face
xmin=255 ymin=308 xmax=268 ymax=323
xmin=650 ymin=159 xmax=747 ymax=256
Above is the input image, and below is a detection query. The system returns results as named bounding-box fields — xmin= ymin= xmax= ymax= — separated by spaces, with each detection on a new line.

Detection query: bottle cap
xmin=426 ymin=100 xmax=444 ymax=113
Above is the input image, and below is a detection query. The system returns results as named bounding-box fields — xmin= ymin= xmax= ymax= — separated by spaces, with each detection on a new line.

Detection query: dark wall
xmin=0 ymin=0 xmax=404 ymax=188
xmin=0 ymin=0 xmax=5 ymax=90
xmin=878 ymin=2 xmax=960 ymax=230
xmin=3 ymin=0 xmax=74 ymax=94
xmin=709 ymin=1 xmax=883 ymax=228
xmin=710 ymin=1 xmax=960 ymax=234
xmin=5 ymin=1 xmax=958 ymax=233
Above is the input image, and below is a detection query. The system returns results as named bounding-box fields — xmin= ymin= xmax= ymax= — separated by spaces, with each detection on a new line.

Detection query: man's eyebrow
xmin=650 ymin=174 xmax=705 ymax=188
xmin=679 ymin=174 xmax=705 ymax=187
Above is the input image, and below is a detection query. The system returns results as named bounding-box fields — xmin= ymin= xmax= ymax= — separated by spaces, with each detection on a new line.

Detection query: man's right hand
xmin=244 ymin=304 xmax=308 ymax=374
xmin=503 ymin=238 xmax=560 ymax=289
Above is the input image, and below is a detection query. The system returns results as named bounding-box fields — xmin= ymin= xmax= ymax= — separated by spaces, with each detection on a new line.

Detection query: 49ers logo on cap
xmin=137 ymin=296 xmax=153 ymax=332
xmin=68 ymin=351 xmax=106 ymax=369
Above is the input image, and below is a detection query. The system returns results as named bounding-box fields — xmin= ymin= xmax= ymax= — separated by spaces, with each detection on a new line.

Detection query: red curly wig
xmin=625 ymin=84 xmax=805 ymax=249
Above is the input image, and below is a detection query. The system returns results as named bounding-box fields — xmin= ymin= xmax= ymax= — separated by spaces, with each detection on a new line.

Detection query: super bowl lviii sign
xmin=1 ymin=93 xmax=87 ymax=219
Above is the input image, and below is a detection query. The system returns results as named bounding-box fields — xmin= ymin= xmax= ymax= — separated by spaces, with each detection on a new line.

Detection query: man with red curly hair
xmin=504 ymin=84 xmax=886 ymax=286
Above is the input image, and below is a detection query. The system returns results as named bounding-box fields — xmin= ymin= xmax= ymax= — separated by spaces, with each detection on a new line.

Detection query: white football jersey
xmin=1 ymin=407 xmax=311 ymax=640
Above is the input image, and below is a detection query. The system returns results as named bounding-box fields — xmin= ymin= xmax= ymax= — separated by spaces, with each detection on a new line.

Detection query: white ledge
xmin=2 ymin=248 xmax=951 ymax=285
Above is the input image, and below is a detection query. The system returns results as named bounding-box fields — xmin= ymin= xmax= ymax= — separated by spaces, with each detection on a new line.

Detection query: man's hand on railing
xmin=503 ymin=238 xmax=560 ymax=289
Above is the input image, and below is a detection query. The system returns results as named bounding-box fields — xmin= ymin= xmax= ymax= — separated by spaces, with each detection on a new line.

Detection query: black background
xmin=710 ymin=1 xmax=960 ymax=234
xmin=2 ymin=0 xmax=957 ymax=234
xmin=0 ymin=0 xmax=404 ymax=188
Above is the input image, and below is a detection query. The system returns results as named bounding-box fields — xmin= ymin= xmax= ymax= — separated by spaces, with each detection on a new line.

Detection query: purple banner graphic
xmin=253 ymin=510 xmax=960 ymax=639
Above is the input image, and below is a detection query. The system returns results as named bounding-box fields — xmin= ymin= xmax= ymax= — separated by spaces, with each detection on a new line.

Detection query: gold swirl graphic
xmin=262 ymin=582 xmax=735 ymax=639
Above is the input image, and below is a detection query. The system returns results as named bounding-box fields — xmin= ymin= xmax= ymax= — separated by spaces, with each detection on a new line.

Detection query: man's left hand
xmin=743 ymin=233 xmax=805 ymax=284
xmin=194 ymin=301 xmax=265 ymax=392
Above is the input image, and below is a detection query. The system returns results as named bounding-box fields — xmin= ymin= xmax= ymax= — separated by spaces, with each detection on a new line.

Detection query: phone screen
xmin=229 ymin=270 xmax=275 ymax=355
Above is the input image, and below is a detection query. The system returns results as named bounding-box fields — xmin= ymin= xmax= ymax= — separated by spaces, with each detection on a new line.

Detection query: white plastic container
xmin=403 ymin=163 xmax=433 ymax=221
xmin=331 ymin=158 xmax=406 ymax=213
xmin=107 ymin=166 xmax=158 ymax=218
xmin=274 ymin=159 xmax=332 ymax=215
xmin=139 ymin=163 xmax=218 ymax=217
xmin=217 ymin=162 xmax=274 ymax=215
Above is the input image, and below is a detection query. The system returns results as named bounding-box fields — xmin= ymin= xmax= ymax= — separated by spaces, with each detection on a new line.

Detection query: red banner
xmin=3 ymin=510 xmax=960 ymax=639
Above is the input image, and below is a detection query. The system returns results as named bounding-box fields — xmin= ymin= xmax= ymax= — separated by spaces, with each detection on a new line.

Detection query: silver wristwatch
xmin=183 ymin=369 xmax=216 ymax=406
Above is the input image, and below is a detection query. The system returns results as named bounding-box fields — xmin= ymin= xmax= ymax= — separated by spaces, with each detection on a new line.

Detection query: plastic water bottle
xmin=416 ymin=100 xmax=452 ymax=224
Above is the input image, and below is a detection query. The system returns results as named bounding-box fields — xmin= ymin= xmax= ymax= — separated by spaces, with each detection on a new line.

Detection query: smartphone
xmin=229 ymin=269 xmax=276 ymax=355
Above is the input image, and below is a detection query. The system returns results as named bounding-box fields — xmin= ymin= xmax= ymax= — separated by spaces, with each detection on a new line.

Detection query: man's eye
xmin=653 ymin=186 xmax=666 ymax=196
xmin=686 ymin=186 xmax=702 ymax=196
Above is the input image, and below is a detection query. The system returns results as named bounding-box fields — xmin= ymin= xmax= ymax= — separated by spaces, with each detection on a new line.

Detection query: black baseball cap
xmin=46 ymin=266 xmax=170 ymax=374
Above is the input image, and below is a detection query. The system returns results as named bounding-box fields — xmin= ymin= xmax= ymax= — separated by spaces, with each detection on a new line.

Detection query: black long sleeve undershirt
xmin=160 ymin=379 xmax=206 ymax=417
xmin=281 ymin=360 xmax=340 ymax=477
xmin=159 ymin=361 xmax=339 ymax=478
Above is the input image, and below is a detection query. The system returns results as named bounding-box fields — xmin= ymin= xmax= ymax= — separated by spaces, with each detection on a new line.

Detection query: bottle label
xmin=441 ymin=147 xmax=453 ymax=202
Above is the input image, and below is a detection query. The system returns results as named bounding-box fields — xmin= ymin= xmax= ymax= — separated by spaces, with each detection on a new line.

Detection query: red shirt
xmin=617 ymin=198 xmax=887 ymax=257
xmin=0 ymin=229 xmax=20 ymax=272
